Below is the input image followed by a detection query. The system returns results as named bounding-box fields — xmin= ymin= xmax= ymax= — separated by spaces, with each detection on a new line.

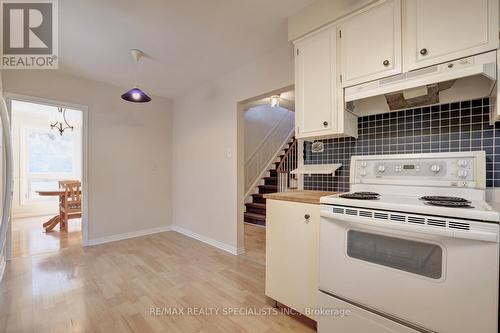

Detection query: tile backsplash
xmin=304 ymin=97 xmax=498 ymax=192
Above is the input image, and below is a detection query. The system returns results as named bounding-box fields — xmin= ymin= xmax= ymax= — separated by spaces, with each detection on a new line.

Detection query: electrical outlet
xmin=311 ymin=142 xmax=324 ymax=153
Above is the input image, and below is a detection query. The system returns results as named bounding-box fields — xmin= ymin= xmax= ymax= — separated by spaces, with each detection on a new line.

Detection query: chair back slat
xmin=59 ymin=180 xmax=79 ymax=189
xmin=61 ymin=181 xmax=81 ymax=204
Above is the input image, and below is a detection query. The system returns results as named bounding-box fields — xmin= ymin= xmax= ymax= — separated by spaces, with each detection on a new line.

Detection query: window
xmin=23 ymin=128 xmax=79 ymax=201
xmin=27 ymin=130 xmax=74 ymax=173
xmin=347 ymin=230 xmax=443 ymax=279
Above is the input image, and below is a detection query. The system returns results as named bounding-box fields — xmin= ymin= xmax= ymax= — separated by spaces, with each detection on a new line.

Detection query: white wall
xmin=172 ymin=43 xmax=295 ymax=253
xmin=244 ymin=105 xmax=291 ymax=162
xmin=2 ymin=70 xmax=173 ymax=242
xmin=287 ymin=0 xmax=375 ymax=41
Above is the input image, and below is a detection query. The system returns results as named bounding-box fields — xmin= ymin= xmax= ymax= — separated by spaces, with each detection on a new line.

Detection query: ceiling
xmin=58 ymin=0 xmax=315 ymax=99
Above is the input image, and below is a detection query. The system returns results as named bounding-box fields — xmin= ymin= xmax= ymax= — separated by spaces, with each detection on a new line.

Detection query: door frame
xmin=236 ymin=84 xmax=295 ymax=253
xmin=3 ymin=92 xmax=89 ymax=256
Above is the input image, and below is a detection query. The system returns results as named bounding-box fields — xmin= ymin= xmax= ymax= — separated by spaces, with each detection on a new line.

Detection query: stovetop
xmin=322 ymin=152 xmax=500 ymax=222
xmin=321 ymin=193 xmax=499 ymax=222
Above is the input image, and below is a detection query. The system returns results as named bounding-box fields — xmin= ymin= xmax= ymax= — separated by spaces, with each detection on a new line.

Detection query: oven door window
xmin=346 ymin=230 xmax=443 ymax=279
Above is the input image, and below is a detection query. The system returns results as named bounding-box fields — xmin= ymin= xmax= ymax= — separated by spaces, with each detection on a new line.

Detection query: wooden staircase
xmin=244 ymin=137 xmax=295 ymax=227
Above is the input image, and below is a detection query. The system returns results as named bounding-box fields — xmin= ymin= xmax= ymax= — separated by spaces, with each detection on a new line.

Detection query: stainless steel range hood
xmin=345 ymin=51 xmax=497 ymax=115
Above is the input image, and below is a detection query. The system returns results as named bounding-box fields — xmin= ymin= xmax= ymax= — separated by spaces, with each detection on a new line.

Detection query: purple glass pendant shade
xmin=121 ymin=87 xmax=151 ymax=103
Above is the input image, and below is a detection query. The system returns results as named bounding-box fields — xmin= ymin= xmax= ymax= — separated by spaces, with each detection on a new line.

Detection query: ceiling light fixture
xmin=50 ymin=107 xmax=74 ymax=135
xmin=121 ymin=49 xmax=152 ymax=103
xmin=270 ymin=95 xmax=280 ymax=108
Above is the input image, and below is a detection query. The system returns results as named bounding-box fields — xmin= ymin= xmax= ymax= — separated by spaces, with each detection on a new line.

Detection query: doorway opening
xmin=8 ymin=97 xmax=87 ymax=258
xmin=237 ymin=86 xmax=296 ymax=264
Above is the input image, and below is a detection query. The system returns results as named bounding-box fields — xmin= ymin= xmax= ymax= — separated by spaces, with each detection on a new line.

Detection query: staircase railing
xmin=277 ymin=139 xmax=298 ymax=192
xmin=244 ymin=111 xmax=294 ymax=196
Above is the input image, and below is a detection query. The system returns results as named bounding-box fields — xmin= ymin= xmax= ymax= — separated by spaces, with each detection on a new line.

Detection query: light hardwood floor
xmin=11 ymin=215 xmax=82 ymax=258
xmin=242 ymin=223 xmax=266 ymax=265
xmin=0 ymin=230 xmax=314 ymax=333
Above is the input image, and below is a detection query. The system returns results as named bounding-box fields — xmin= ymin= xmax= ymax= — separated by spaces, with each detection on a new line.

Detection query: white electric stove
xmin=318 ymin=151 xmax=499 ymax=333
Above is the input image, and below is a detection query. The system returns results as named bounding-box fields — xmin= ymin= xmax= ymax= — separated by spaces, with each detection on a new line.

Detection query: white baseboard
xmin=171 ymin=225 xmax=244 ymax=255
xmin=85 ymin=225 xmax=172 ymax=246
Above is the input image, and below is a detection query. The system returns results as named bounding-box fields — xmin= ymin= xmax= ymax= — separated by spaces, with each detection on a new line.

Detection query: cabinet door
xmin=404 ymin=0 xmax=499 ymax=71
xmin=295 ymin=27 xmax=337 ymax=138
xmin=339 ymin=0 xmax=402 ymax=87
xmin=265 ymin=200 xmax=319 ymax=317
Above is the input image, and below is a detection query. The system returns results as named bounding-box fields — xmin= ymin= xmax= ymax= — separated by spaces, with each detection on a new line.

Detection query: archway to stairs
xmin=236 ymin=85 xmax=295 ymax=264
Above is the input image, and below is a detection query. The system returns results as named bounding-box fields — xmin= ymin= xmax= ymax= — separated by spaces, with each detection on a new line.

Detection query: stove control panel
xmin=352 ymin=152 xmax=485 ymax=188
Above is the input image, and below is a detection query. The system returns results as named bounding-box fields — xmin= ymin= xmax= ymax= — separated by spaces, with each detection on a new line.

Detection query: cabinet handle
xmin=420 ymin=48 xmax=428 ymax=56
xmin=304 ymin=214 xmax=310 ymax=220
xmin=323 ymin=121 xmax=328 ymax=127
xmin=383 ymin=60 xmax=390 ymax=66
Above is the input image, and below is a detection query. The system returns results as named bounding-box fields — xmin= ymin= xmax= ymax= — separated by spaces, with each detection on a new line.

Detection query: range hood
xmin=345 ymin=51 xmax=497 ymax=114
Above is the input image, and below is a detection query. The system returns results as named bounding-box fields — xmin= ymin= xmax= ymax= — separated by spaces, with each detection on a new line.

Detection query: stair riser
xmin=244 ymin=217 xmax=266 ymax=227
xmin=264 ymin=178 xmax=277 ymax=185
xmin=252 ymin=196 xmax=266 ymax=204
xmin=246 ymin=206 xmax=266 ymax=215
xmin=269 ymin=170 xmax=277 ymax=177
xmin=259 ymin=188 xmax=276 ymax=194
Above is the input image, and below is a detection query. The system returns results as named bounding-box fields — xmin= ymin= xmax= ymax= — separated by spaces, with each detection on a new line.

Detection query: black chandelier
xmin=50 ymin=107 xmax=74 ymax=135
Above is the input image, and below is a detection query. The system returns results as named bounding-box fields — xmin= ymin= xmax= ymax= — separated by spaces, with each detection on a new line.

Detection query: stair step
xmin=264 ymin=176 xmax=277 ymax=185
xmin=258 ymin=185 xmax=278 ymax=194
xmin=245 ymin=202 xmax=266 ymax=215
xmin=252 ymin=193 xmax=266 ymax=204
xmin=244 ymin=212 xmax=266 ymax=226
xmin=269 ymin=170 xmax=278 ymax=177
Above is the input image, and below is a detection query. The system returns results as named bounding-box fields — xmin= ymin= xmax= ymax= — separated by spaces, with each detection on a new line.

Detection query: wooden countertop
xmin=264 ymin=191 xmax=338 ymax=205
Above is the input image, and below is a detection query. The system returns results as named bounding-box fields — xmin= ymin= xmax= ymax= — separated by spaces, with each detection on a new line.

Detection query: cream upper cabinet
xmin=294 ymin=27 xmax=358 ymax=139
xmin=404 ymin=0 xmax=499 ymax=71
xmin=295 ymin=27 xmax=336 ymax=137
xmin=339 ymin=0 xmax=402 ymax=87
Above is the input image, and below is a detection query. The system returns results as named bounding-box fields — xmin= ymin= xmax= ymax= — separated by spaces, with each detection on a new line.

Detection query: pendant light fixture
xmin=50 ymin=107 xmax=74 ymax=135
xmin=269 ymin=94 xmax=280 ymax=108
xmin=121 ymin=49 xmax=151 ymax=103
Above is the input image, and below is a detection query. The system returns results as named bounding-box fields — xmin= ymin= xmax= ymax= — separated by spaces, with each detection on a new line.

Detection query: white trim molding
xmin=86 ymin=225 xmax=172 ymax=246
xmin=171 ymin=225 xmax=244 ymax=255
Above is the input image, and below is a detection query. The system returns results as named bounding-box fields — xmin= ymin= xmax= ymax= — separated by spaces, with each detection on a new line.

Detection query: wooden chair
xmin=59 ymin=181 xmax=82 ymax=232
xmin=59 ymin=180 xmax=80 ymax=189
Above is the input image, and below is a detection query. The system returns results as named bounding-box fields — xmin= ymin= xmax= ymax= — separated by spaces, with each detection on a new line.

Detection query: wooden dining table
xmin=37 ymin=189 xmax=81 ymax=232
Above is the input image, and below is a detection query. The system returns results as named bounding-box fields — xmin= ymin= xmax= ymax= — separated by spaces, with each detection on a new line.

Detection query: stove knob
xmin=360 ymin=169 xmax=367 ymax=177
xmin=378 ymin=165 xmax=386 ymax=173
xmin=457 ymin=159 xmax=468 ymax=167
xmin=430 ymin=164 xmax=441 ymax=173
xmin=458 ymin=170 xmax=468 ymax=178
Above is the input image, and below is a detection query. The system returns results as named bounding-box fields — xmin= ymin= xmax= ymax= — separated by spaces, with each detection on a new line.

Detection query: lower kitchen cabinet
xmin=265 ymin=199 xmax=319 ymax=319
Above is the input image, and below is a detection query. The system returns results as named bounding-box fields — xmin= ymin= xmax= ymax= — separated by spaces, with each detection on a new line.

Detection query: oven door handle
xmin=321 ymin=210 xmax=499 ymax=243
